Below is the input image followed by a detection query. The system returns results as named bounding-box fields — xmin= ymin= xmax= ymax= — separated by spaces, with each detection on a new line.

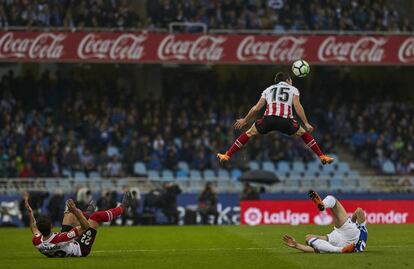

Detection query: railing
xmin=0 ymin=176 xmax=412 ymax=195
xmin=1 ymin=25 xmax=413 ymax=35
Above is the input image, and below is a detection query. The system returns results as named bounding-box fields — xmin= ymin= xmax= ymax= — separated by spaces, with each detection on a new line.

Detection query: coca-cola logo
xmin=398 ymin=37 xmax=414 ymax=63
xmin=77 ymin=33 xmax=146 ymax=60
xmin=237 ymin=35 xmax=306 ymax=62
xmin=0 ymin=32 xmax=65 ymax=59
xmin=318 ymin=36 xmax=387 ymax=63
xmin=157 ymin=35 xmax=225 ymax=61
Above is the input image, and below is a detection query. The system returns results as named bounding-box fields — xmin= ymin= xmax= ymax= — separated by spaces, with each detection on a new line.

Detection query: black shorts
xmin=255 ymin=116 xmax=300 ymax=135
xmin=61 ymin=225 xmax=97 ymax=257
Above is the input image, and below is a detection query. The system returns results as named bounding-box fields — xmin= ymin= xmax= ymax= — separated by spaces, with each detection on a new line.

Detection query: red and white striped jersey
xmin=261 ymin=82 xmax=300 ymax=119
xmin=32 ymin=229 xmax=82 ymax=257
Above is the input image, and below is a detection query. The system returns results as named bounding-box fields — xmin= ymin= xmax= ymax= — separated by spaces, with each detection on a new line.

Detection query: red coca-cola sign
xmin=240 ymin=200 xmax=414 ymax=225
xmin=0 ymin=31 xmax=412 ymax=65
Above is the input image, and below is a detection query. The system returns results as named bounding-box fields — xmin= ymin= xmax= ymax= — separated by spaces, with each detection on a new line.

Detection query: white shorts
xmin=327 ymin=218 xmax=360 ymax=247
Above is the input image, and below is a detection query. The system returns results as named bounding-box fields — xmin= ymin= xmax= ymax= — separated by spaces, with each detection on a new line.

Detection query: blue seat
xmin=307 ymin=162 xmax=321 ymax=172
xmin=62 ymin=169 xmax=72 ymax=178
xmin=147 ymin=170 xmax=160 ymax=180
xmin=382 ymin=161 xmax=396 ymax=174
xmin=89 ymin=171 xmax=101 ymax=179
xmin=203 ymin=169 xmax=216 ymax=179
xmin=336 ymin=162 xmax=350 ymax=173
xmin=74 ymin=171 xmax=86 ymax=179
xmin=262 ymin=161 xmax=275 ymax=172
xmin=249 ymin=161 xmax=260 ymax=170
xmin=231 ymin=169 xmax=242 ymax=180
xmin=176 ymin=170 xmax=189 ymax=181
xmin=217 ymin=169 xmax=230 ymax=180
xmin=292 ymin=161 xmax=305 ymax=172
xmin=189 ymin=170 xmax=202 ymax=180
xmin=133 ymin=162 xmax=147 ymax=175
xmin=107 ymin=146 xmax=120 ymax=157
xmin=277 ymin=161 xmax=290 ymax=172
xmin=161 ymin=169 xmax=174 ymax=179
xmin=177 ymin=161 xmax=189 ymax=172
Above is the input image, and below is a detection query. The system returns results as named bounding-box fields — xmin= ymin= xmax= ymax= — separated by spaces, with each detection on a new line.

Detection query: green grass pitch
xmin=1 ymin=225 xmax=413 ymax=269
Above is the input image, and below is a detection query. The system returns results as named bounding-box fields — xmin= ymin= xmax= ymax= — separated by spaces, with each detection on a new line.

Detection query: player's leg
xmin=61 ymin=200 xmax=96 ymax=232
xmin=293 ymin=126 xmax=333 ymax=165
xmin=217 ymin=123 xmax=260 ymax=163
xmin=308 ymin=190 xmax=348 ymax=228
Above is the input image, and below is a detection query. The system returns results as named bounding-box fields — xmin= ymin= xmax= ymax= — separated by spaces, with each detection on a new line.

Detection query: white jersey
xmin=261 ymin=82 xmax=300 ymax=119
xmin=32 ymin=229 xmax=82 ymax=257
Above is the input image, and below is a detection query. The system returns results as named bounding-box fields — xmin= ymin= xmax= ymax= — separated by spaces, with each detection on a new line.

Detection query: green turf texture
xmin=1 ymin=225 xmax=413 ymax=269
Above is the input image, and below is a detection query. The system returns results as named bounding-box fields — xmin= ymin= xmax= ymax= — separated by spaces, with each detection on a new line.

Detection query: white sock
xmin=323 ymin=195 xmax=336 ymax=209
xmin=308 ymin=238 xmax=342 ymax=253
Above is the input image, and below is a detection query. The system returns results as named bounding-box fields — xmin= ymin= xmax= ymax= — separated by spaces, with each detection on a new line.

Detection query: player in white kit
xmin=217 ymin=72 xmax=333 ymax=165
xmin=283 ymin=190 xmax=368 ymax=254
xmin=25 ymin=191 xmax=132 ymax=257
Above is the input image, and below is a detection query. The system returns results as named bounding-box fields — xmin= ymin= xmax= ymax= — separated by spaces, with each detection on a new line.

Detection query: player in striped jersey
xmin=283 ymin=190 xmax=368 ymax=254
xmin=217 ymin=72 xmax=333 ymax=165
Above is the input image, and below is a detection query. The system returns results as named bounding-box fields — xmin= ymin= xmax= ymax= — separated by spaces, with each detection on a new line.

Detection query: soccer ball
xmin=292 ymin=60 xmax=310 ymax=77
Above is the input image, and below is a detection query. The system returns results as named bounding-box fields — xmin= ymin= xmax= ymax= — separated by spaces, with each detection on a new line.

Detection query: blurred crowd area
xmin=0 ymin=0 xmax=412 ymax=32
xmin=0 ymin=66 xmax=413 ymax=178
xmin=0 ymin=0 xmax=141 ymax=28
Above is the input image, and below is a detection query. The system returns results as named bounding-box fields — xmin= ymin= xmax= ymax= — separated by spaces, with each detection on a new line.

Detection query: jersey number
xmin=271 ymin=87 xmax=289 ymax=102
xmin=80 ymin=233 xmax=92 ymax=246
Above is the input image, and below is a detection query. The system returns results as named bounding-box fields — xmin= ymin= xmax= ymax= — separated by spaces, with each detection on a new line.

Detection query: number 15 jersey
xmin=261 ymin=81 xmax=300 ymax=119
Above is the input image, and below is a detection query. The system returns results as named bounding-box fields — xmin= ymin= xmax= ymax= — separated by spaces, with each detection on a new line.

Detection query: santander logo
xmin=237 ymin=35 xmax=306 ymax=62
xmin=318 ymin=36 xmax=386 ymax=63
xmin=77 ymin=33 xmax=146 ymax=60
xmin=157 ymin=35 xmax=225 ymax=61
xmin=398 ymin=37 xmax=414 ymax=63
xmin=0 ymin=32 xmax=65 ymax=59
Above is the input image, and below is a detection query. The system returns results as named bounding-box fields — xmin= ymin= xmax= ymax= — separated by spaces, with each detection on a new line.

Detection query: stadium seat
xmin=203 ymin=169 xmax=216 ymax=179
xmin=336 ymin=162 xmax=350 ymax=173
xmin=147 ymin=170 xmax=160 ymax=180
xmin=262 ymin=161 xmax=275 ymax=172
xmin=231 ymin=169 xmax=242 ymax=180
xmin=248 ymin=161 xmax=260 ymax=170
xmin=89 ymin=171 xmax=101 ymax=179
xmin=189 ymin=170 xmax=202 ymax=180
xmin=174 ymin=138 xmax=182 ymax=148
xmin=62 ymin=169 xmax=72 ymax=178
xmin=307 ymin=162 xmax=321 ymax=172
xmin=292 ymin=161 xmax=305 ymax=173
xmin=382 ymin=160 xmax=396 ymax=174
xmin=177 ymin=161 xmax=189 ymax=172
xmin=74 ymin=171 xmax=86 ymax=179
xmin=161 ymin=169 xmax=174 ymax=180
xmin=276 ymin=161 xmax=290 ymax=173
xmin=217 ymin=169 xmax=230 ymax=180
xmin=107 ymin=146 xmax=120 ymax=157
xmin=176 ymin=170 xmax=189 ymax=181
xmin=133 ymin=162 xmax=147 ymax=175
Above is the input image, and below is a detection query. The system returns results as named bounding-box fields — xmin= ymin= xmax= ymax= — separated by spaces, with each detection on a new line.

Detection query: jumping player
xmin=217 ymin=72 xmax=333 ymax=165
xmin=25 ymin=191 xmax=133 ymax=257
xmin=283 ymin=190 xmax=368 ymax=253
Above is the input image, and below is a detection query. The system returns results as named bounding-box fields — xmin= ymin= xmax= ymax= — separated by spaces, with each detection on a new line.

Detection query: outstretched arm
xmin=234 ymin=98 xmax=266 ymax=129
xmin=293 ymin=95 xmax=313 ymax=132
xmin=23 ymin=192 xmax=39 ymax=235
xmin=283 ymin=234 xmax=315 ymax=253
xmin=66 ymin=199 xmax=90 ymax=234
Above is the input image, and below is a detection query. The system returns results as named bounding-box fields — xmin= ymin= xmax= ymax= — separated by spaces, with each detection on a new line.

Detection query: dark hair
xmin=36 ymin=215 xmax=52 ymax=236
xmin=274 ymin=72 xmax=291 ymax=83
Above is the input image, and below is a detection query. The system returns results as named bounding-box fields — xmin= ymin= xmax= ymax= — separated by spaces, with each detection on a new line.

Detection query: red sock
xmin=89 ymin=206 xmax=124 ymax=223
xmin=226 ymin=133 xmax=250 ymax=157
xmin=301 ymin=132 xmax=323 ymax=157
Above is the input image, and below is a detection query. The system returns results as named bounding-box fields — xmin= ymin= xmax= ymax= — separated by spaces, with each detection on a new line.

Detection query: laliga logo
xmin=244 ymin=207 xmax=263 ymax=226
xmin=313 ymin=211 xmax=333 ymax=226
xmin=398 ymin=37 xmax=414 ymax=63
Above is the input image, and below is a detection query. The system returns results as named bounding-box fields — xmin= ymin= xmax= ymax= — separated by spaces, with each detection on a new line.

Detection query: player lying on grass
xmin=283 ymin=190 xmax=368 ymax=253
xmin=24 ymin=191 xmax=133 ymax=257
xmin=217 ymin=72 xmax=333 ymax=165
